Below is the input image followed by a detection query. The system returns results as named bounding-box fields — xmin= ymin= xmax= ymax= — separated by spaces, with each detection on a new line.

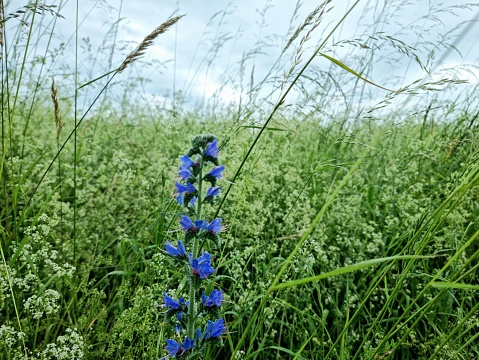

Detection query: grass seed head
xmin=118 ymin=14 xmax=185 ymax=73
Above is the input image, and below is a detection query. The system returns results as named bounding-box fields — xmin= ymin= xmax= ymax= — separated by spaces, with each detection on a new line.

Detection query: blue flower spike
xmin=162 ymin=135 xmax=228 ymax=358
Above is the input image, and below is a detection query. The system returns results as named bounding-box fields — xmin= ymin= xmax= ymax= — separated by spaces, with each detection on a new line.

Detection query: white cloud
xmin=6 ymin=0 xmax=479 ymax=111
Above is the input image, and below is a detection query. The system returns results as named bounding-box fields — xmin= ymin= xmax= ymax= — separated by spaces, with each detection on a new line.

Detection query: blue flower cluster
xmin=175 ymin=139 xmax=225 ymax=209
xmin=163 ymin=318 xmax=226 ymax=357
xmin=161 ymin=135 xmax=227 ymax=359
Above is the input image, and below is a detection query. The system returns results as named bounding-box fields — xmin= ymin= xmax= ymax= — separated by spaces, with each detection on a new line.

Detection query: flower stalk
xmin=187 ymin=154 xmax=203 ymax=340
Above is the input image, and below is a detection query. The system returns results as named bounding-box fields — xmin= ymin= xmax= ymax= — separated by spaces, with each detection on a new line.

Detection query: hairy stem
xmin=187 ymin=152 xmax=204 ymax=339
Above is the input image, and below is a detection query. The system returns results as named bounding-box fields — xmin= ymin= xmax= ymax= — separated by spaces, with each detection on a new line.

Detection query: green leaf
xmin=272 ymin=255 xmax=435 ymax=291
xmin=241 ymin=125 xmax=288 ymax=132
xmin=78 ymin=68 xmax=117 ymax=90
xmin=319 ymin=52 xmax=395 ymax=92
xmin=431 ymin=282 xmax=479 ymax=290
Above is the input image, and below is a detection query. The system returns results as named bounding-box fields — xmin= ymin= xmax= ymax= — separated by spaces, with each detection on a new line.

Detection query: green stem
xmin=187 ymin=152 xmax=204 ymax=339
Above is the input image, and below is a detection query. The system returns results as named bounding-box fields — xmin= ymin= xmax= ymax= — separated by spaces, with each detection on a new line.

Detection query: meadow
xmin=1 ymin=1 xmax=479 ymax=359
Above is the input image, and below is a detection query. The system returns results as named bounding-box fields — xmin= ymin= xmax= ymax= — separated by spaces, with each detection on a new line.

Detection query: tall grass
xmin=1 ymin=1 xmax=478 ymax=359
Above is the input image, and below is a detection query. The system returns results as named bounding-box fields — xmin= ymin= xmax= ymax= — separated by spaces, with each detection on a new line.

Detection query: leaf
xmin=272 ymin=255 xmax=435 ymax=291
xmin=431 ymin=282 xmax=479 ymax=290
xmin=78 ymin=69 xmax=117 ymax=90
xmin=241 ymin=125 xmax=288 ymax=132
xmin=319 ymin=52 xmax=395 ymax=92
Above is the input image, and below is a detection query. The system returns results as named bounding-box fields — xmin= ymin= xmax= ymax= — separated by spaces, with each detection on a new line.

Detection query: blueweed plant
xmin=161 ymin=135 xmax=227 ymax=359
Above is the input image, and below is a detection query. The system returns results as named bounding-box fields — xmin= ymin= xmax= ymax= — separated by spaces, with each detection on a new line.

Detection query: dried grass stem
xmin=51 ymin=78 xmax=63 ymax=139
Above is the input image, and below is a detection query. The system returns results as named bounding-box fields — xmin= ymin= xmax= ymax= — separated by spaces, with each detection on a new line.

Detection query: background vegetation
xmin=1 ymin=1 xmax=478 ymax=359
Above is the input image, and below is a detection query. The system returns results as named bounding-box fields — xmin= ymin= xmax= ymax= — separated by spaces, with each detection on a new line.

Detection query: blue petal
xmin=182 ymin=336 xmax=195 ymax=351
xmin=206 ymin=186 xmax=221 ymax=197
xmin=178 ymin=168 xmax=192 ymax=180
xmin=166 ymin=240 xmax=188 ymax=257
xmin=207 ymin=165 xmax=225 ymax=179
xmin=210 ymin=289 xmax=223 ymax=306
xmin=180 ymin=154 xmax=196 ymax=169
xmin=190 ymin=252 xmax=215 ymax=279
xmin=204 ymin=318 xmax=226 ymax=339
xmin=164 ymin=291 xmax=180 ymax=310
xmin=176 ymin=182 xmax=197 ymax=195
xmin=207 ymin=218 xmax=222 ymax=234
xmin=180 ymin=215 xmax=194 ymax=230
xmin=186 ymin=182 xmax=197 ymax=193
xmin=197 ymin=251 xmax=212 ymax=263
xmin=166 ymin=241 xmax=179 ymax=256
xmin=177 ymin=240 xmax=187 ymax=256
xmin=205 ymin=139 xmax=218 ymax=158
xmin=198 ymin=262 xmax=215 ymax=279
xmin=165 ymin=339 xmax=182 ymax=356
xmin=175 ymin=182 xmax=188 ymax=193
xmin=176 ymin=312 xmax=184 ymax=321
xmin=202 ymin=289 xmax=223 ymax=307
xmin=195 ymin=219 xmax=208 ymax=231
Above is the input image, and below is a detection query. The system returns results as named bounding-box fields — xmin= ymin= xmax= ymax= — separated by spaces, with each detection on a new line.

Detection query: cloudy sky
xmin=6 ymin=0 xmax=479 ymax=113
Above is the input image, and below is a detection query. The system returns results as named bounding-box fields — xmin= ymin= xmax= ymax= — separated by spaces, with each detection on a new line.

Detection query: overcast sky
xmin=6 ymin=0 xmax=479 ymax=114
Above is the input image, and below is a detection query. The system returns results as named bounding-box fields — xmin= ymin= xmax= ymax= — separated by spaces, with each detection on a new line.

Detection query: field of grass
xmin=1 ymin=1 xmax=479 ymax=359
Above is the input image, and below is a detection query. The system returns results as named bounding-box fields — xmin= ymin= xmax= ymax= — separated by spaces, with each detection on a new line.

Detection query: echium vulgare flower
xmin=161 ymin=135 xmax=227 ymax=359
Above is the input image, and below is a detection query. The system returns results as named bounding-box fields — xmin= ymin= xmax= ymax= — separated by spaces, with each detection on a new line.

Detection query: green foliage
xmin=2 ymin=1 xmax=479 ymax=359
xmin=2 ymin=100 xmax=479 ymax=359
